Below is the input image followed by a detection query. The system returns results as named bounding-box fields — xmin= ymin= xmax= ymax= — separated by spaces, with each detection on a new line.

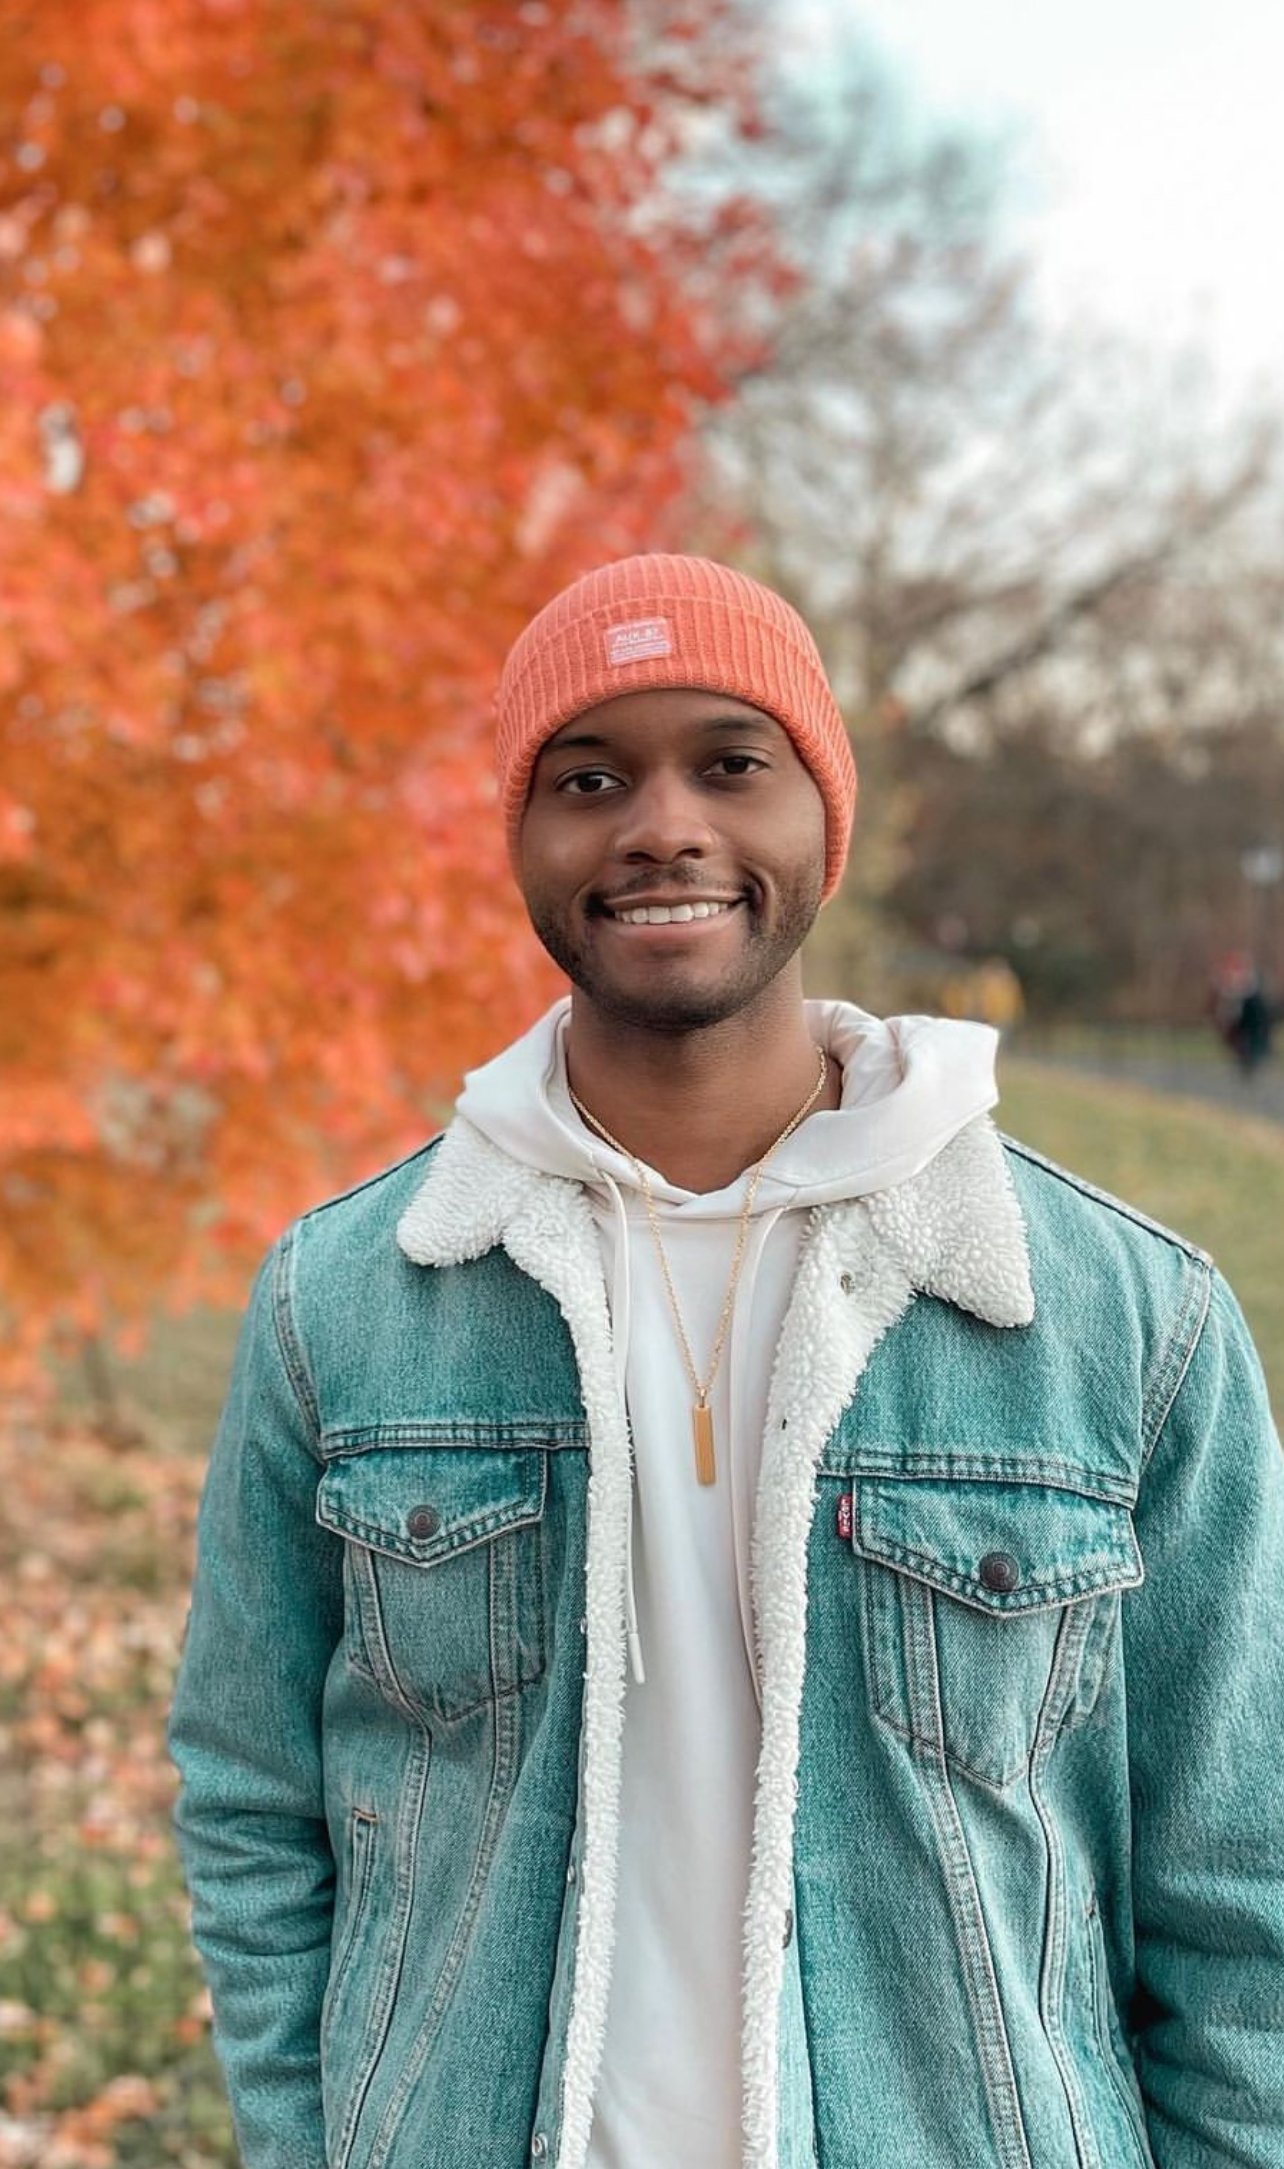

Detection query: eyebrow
xmin=543 ymin=714 xmax=781 ymax=753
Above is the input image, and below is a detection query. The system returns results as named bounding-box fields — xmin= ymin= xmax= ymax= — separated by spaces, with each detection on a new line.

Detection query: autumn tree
xmin=0 ymin=0 xmax=771 ymax=1382
xmin=889 ymin=591 xmax=1284 ymax=1022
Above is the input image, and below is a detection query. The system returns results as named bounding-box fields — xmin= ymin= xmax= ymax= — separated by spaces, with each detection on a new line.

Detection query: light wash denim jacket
xmin=168 ymin=1111 xmax=1284 ymax=2169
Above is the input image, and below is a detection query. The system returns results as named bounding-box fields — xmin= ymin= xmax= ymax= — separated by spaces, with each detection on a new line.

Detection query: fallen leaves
xmin=1 ymin=1415 xmax=234 ymax=2166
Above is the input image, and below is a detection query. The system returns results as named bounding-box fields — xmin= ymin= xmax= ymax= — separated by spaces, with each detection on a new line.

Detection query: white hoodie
xmin=455 ymin=995 xmax=999 ymax=2169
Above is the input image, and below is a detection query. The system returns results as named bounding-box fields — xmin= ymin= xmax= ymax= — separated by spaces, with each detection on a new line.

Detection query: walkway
xmin=1027 ymin=1045 xmax=1284 ymax=1126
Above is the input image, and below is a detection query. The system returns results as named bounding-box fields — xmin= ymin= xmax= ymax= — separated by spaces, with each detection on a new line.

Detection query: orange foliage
xmin=0 ymin=1 xmax=769 ymax=1375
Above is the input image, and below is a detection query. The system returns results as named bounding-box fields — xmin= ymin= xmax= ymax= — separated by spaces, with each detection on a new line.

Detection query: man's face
xmin=517 ymin=686 xmax=828 ymax=1034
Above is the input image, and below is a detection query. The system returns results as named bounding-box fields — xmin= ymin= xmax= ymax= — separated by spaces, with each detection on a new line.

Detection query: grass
xmin=999 ymin=1056 xmax=1283 ymax=1411
xmin=1012 ymin=1022 xmax=1224 ymax=1069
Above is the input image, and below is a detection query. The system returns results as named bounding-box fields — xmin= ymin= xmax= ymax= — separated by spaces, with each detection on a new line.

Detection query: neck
xmin=564 ymin=975 xmax=842 ymax=1193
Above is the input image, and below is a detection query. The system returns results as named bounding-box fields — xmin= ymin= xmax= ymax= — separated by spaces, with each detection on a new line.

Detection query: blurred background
xmin=2 ymin=2 xmax=1281 ymax=2161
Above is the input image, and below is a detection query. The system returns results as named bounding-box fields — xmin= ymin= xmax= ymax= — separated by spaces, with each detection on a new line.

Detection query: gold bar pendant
xmin=692 ymin=1402 xmax=716 ymax=1486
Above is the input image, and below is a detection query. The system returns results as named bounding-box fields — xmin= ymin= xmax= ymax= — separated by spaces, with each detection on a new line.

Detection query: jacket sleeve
xmin=1124 ymin=1264 xmax=1284 ymax=2167
xmin=167 ymin=1226 xmax=342 ymax=2169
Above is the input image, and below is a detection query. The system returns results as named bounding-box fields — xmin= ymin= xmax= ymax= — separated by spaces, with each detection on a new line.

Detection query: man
xmin=169 ymin=553 xmax=1284 ymax=2169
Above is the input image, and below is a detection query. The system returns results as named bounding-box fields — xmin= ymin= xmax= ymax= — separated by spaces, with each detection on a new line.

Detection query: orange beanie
xmin=495 ymin=553 xmax=856 ymax=900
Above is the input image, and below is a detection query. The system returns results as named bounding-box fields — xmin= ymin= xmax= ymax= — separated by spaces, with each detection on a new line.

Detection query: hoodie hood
xmin=454 ymin=995 xmax=999 ymax=1210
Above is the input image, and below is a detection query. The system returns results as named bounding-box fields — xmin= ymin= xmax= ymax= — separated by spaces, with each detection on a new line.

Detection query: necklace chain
xmin=567 ymin=1044 xmax=828 ymax=1483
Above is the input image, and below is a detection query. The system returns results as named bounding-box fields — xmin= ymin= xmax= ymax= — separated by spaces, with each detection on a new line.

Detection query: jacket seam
xmin=271 ymin=1223 xmax=322 ymax=1452
xmin=1030 ymin=1606 xmax=1103 ymax=2165
xmin=364 ymin=1602 xmax=523 ymax=2168
xmin=999 ymin=1136 xmax=1212 ymax=1264
xmin=1138 ymin=1257 xmax=1214 ymax=1475
xmin=320 ymin=1420 xmax=589 ymax=1454
xmin=903 ymin=1581 xmax=1033 ymax=2167
xmin=297 ymin=1133 xmax=444 ymax=1226
xmin=830 ymin=1452 xmax=1136 ymax=1501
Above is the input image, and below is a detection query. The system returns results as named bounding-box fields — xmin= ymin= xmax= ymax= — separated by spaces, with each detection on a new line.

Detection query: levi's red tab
xmin=836 ymin=1492 xmax=853 ymax=1541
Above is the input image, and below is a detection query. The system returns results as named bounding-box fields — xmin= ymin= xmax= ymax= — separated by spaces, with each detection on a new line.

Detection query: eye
xmin=555 ymin=768 xmax=623 ymax=796
xmin=708 ymin=753 xmax=768 ymax=778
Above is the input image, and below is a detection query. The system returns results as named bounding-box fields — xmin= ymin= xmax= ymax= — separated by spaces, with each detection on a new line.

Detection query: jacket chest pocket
xmin=852 ymin=1474 xmax=1143 ymax=1789
xmin=316 ymin=1445 xmax=548 ymax=1726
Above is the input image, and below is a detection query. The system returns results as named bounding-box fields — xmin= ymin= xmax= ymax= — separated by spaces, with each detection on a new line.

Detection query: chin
xmin=585 ymin=983 xmax=748 ymax=1035
xmin=573 ymin=948 xmax=800 ymax=1035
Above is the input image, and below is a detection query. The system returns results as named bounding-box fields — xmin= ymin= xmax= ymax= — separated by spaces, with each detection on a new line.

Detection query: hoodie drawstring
xmin=600 ymin=1167 xmax=646 ymax=1685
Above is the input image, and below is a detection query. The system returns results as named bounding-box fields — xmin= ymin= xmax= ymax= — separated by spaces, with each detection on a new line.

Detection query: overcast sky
xmin=784 ymin=0 xmax=1284 ymax=400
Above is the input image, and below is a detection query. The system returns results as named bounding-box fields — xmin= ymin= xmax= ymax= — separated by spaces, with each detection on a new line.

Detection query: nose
xmin=609 ymin=770 xmax=717 ymax=863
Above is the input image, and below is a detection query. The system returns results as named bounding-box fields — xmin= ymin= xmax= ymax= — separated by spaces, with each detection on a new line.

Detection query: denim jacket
xmin=168 ymin=1112 xmax=1284 ymax=2169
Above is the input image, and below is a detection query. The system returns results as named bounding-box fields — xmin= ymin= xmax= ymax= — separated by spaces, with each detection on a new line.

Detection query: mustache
xmin=594 ymin=878 xmax=748 ymax=908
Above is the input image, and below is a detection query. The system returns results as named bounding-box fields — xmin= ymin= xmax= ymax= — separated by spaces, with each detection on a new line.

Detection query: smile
xmin=605 ymin=899 xmax=739 ymax=926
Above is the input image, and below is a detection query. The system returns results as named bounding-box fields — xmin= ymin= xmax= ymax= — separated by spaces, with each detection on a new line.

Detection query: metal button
xmin=406 ymin=1504 xmax=440 ymax=1540
xmin=579 ymin=1614 xmax=587 ymax=1636
xmin=782 ymin=1907 xmax=794 ymax=1948
xmin=979 ymin=1550 xmax=1020 ymax=1594
xmin=566 ymin=1861 xmax=577 ymax=1885
xmin=839 ymin=1272 xmax=855 ymax=1295
xmin=531 ymin=2138 xmax=548 ymax=2160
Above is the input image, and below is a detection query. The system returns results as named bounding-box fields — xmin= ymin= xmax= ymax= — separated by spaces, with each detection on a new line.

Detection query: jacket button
xmin=839 ymin=1272 xmax=855 ymax=1294
xmin=531 ymin=2139 xmax=548 ymax=2160
xmin=406 ymin=1504 xmax=440 ymax=1540
xmin=782 ymin=1907 xmax=794 ymax=1948
xmin=979 ymin=1550 xmax=1020 ymax=1593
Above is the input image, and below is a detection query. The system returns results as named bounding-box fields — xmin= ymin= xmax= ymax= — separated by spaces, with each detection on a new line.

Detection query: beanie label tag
xmin=605 ymin=617 xmax=672 ymax=666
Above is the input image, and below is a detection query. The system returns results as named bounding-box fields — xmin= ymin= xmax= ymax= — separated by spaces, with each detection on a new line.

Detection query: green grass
xmin=1012 ymin=1022 xmax=1224 ymax=1069
xmin=999 ymin=1056 xmax=1282 ymax=1411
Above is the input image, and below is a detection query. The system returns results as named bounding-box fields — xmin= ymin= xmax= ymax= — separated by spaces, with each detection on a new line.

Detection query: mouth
xmin=598 ymin=897 xmax=743 ymax=927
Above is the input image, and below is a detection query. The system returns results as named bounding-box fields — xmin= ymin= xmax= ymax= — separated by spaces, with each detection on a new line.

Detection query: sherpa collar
xmin=396 ymin=1108 xmax=1033 ymax=1332
xmin=394 ymin=1113 xmax=1033 ymax=2169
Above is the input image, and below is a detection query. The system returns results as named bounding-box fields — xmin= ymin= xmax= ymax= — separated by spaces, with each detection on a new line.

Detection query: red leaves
xmin=0 ymin=0 xmax=772 ymax=1365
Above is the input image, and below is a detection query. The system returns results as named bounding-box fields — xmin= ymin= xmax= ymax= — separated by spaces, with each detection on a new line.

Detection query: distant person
xmin=1212 ymin=949 xmax=1274 ymax=1073
xmin=169 ymin=556 xmax=1284 ymax=2169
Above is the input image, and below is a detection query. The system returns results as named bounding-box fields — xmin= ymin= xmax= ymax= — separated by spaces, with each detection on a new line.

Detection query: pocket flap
xmin=852 ymin=1475 xmax=1143 ymax=1614
xmin=316 ymin=1446 xmax=546 ymax=1566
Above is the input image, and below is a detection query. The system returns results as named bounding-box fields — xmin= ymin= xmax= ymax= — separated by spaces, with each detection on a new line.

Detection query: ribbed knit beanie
xmin=495 ymin=553 xmax=856 ymax=900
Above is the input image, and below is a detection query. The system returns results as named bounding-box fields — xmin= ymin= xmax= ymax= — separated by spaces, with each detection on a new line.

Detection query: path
xmin=1033 ymin=1048 xmax=1284 ymax=1125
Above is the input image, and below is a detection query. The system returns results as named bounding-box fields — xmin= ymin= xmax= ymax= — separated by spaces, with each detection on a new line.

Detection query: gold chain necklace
xmin=568 ymin=1045 xmax=828 ymax=1486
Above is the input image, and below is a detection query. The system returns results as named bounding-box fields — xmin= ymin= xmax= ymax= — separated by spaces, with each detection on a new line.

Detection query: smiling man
xmin=170 ymin=554 xmax=1284 ymax=2169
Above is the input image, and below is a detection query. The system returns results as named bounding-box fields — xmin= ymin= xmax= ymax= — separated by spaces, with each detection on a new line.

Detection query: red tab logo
xmin=836 ymin=1492 xmax=853 ymax=1541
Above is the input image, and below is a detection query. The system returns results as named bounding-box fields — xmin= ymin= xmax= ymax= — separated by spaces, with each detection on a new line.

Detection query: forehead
xmin=540 ymin=685 xmax=789 ymax=754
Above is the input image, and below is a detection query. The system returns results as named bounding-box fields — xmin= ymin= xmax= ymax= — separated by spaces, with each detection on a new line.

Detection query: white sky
xmin=785 ymin=0 xmax=1284 ymax=400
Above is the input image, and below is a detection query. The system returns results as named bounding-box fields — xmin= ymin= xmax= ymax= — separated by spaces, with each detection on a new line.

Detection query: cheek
xmin=516 ymin=808 xmax=589 ymax=907
xmin=761 ymin=774 xmax=827 ymax=882
xmin=799 ymin=770 xmax=829 ymax=852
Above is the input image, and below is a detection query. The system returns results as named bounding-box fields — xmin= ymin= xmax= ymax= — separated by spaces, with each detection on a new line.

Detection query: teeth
xmin=614 ymin=900 xmax=733 ymax=925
